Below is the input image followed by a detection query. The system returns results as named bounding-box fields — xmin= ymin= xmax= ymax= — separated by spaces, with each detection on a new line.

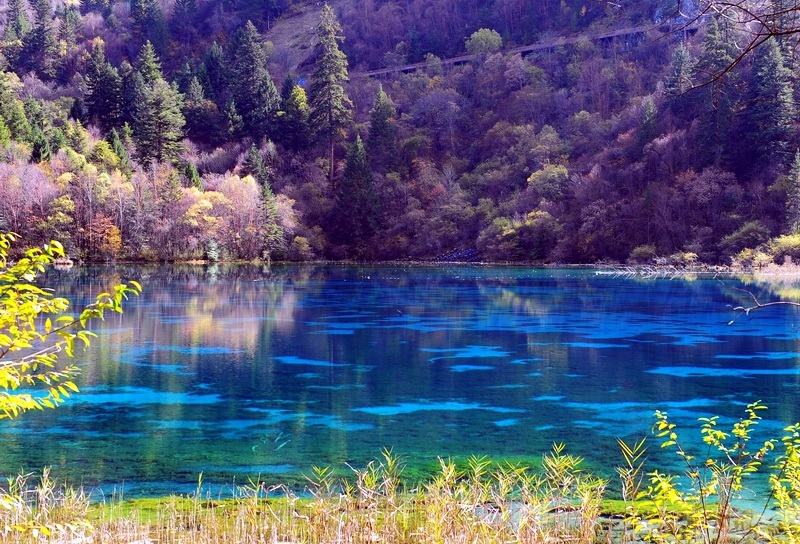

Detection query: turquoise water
xmin=3 ymin=265 xmax=800 ymax=502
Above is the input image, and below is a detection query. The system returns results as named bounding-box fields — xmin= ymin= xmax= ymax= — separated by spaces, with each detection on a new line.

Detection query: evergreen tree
xmin=786 ymin=150 xmax=800 ymax=233
xmin=59 ymin=8 xmax=82 ymax=51
xmin=0 ymin=71 xmax=32 ymax=142
xmin=108 ymin=128 xmax=131 ymax=173
xmin=748 ymin=38 xmax=796 ymax=165
xmin=222 ymin=99 xmax=244 ymax=141
xmin=665 ymin=41 xmax=695 ymax=116
xmin=30 ymin=128 xmax=51 ymax=162
xmin=135 ymin=41 xmax=164 ymax=86
xmin=367 ymin=84 xmax=397 ymax=171
xmin=133 ymin=79 xmax=185 ymax=164
xmin=171 ymin=0 xmax=197 ymax=45
xmin=243 ymin=144 xmax=269 ymax=185
xmin=309 ymin=3 xmax=353 ymax=185
xmin=4 ymin=0 xmax=29 ymax=42
xmin=695 ymin=15 xmax=738 ymax=167
xmin=130 ymin=0 xmax=165 ymax=49
xmin=227 ymin=21 xmax=279 ymax=139
xmin=198 ymin=41 xmax=226 ymax=102
xmin=2 ymin=0 xmax=29 ymax=67
xmin=332 ymin=136 xmax=380 ymax=257
xmin=280 ymin=84 xmax=311 ymax=152
xmin=0 ymin=116 xmax=10 ymax=147
xmin=183 ymin=161 xmax=201 ymax=189
xmin=280 ymin=74 xmax=295 ymax=102
xmin=84 ymin=40 xmax=121 ymax=131
xmin=119 ymin=61 xmax=146 ymax=127
xmin=21 ymin=0 xmax=58 ymax=78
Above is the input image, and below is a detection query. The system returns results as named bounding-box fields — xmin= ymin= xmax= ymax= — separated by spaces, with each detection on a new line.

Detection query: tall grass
xmin=3 ymin=404 xmax=800 ymax=543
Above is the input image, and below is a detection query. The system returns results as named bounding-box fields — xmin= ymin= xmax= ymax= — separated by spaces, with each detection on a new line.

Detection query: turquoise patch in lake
xmin=274 ymin=356 xmax=349 ymax=367
xmin=450 ymin=365 xmax=495 ymax=372
xmin=12 ymin=265 xmax=798 ymax=504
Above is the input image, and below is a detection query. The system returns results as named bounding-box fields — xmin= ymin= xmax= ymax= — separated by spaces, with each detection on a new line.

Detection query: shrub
xmin=628 ymin=244 xmax=658 ymax=264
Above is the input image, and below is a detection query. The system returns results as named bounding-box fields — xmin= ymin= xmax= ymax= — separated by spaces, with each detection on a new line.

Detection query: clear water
xmin=3 ymin=264 xmax=800 ymax=503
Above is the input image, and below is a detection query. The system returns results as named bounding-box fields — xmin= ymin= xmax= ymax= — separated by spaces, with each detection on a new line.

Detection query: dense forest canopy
xmin=2 ymin=0 xmax=800 ymax=264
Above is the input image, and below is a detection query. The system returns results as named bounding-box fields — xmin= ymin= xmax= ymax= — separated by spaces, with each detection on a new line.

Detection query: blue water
xmin=3 ymin=265 xmax=799 ymax=503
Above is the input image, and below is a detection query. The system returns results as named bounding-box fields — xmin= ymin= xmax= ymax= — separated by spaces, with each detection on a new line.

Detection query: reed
xmin=3 ymin=404 xmax=800 ymax=543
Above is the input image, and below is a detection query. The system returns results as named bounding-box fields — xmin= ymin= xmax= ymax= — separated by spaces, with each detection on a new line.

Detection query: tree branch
xmin=727 ymin=286 xmax=800 ymax=324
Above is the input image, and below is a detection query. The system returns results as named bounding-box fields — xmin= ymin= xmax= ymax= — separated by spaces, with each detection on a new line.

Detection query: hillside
xmin=0 ymin=0 xmax=799 ymax=265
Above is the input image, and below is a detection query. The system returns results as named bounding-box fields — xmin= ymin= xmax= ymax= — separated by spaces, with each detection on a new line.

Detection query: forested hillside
xmin=1 ymin=0 xmax=800 ymax=264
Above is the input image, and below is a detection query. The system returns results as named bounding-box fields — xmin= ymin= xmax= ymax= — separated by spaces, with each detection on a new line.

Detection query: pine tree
xmin=367 ymin=84 xmax=397 ymax=171
xmin=222 ymin=100 xmax=244 ymax=142
xmin=84 ymin=40 xmax=122 ymax=131
xmin=695 ymin=15 xmax=738 ymax=166
xmin=786 ymin=150 xmax=800 ymax=234
xmin=749 ymin=38 xmax=796 ymax=165
xmin=108 ymin=128 xmax=131 ymax=173
xmin=243 ymin=144 xmax=269 ymax=185
xmin=135 ymin=41 xmax=164 ymax=86
xmin=280 ymin=84 xmax=311 ymax=152
xmin=133 ymin=79 xmax=185 ymax=164
xmin=198 ymin=41 xmax=226 ymax=102
xmin=130 ymin=0 xmax=165 ymax=48
xmin=183 ymin=161 xmax=201 ymax=189
xmin=309 ymin=3 xmax=353 ymax=185
xmin=0 ymin=71 xmax=32 ymax=142
xmin=30 ymin=128 xmax=51 ymax=162
xmin=4 ymin=0 xmax=30 ymax=42
xmin=2 ymin=0 xmax=29 ymax=67
xmin=119 ymin=61 xmax=146 ymax=127
xmin=227 ymin=21 xmax=279 ymax=139
xmin=21 ymin=0 xmax=58 ymax=78
xmin=332 ymin=136 xmax=380 ymax=257
xmin=59 ymin=8 xmax=82 ymax=51
xmin=171 ymin=0 xmax=197 ymax=45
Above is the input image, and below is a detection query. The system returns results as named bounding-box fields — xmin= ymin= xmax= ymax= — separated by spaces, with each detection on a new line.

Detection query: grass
xmin=0 ymin=443 xmax=791 ymax=544
xmin=4 ymin=402 xmax=800 ymax=544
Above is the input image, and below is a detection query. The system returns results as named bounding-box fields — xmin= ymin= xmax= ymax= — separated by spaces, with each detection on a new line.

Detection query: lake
xmin=3 ymin=265 xmax=800 ymax=502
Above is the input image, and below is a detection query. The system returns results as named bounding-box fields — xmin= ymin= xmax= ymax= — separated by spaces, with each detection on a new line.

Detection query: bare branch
xmin=726 ymin=286 xmax=800 ymax=324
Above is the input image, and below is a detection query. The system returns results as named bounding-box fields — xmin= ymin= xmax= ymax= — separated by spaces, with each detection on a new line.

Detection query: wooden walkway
xmin=352 ymin=24 xmax=655 ymax=78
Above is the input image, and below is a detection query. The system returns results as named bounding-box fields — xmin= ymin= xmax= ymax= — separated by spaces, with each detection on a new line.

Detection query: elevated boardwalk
xmin=353 ymin=24 xmax=655 ymax=78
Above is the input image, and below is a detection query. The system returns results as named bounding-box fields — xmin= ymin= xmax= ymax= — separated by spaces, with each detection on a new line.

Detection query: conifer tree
xmin=84 ymin=40 xmax=122 ymax=131
xmin=59 ymin=8 xmax=82 ymax=51
xmin=183 ymin=161 xmax=201 ymax=189
xmin=198 ymin=42 xmax=226 ymax=102
xmin=130 ymin=0 xmax=165 ymax=49
xmin=2 ymin=0 xmax=29 ymax=67
xmin=4 ymin=0 xmax=30 ymax=41
xmin=133 ymin=79 xmax=185 ymax=164
xmin=695 ymin=15 xmax=738 ymax=166
xmin=108 ymin=128 xmax=131 ymax=173
xmin=0 ymin=71 xmax=32 ymax=142
xmin=367 ymin=84 xmax=397 ymax=171
xmin=227 ymin=21 xmax=279 ymax=139
xmin=786 ymin=150 xmax=800 ymax=234
xmin=309 ymin=3 xmax=353 ymax=185
xmin=21 ymin=0 xmax=58 ymax=78
xmin=135 ymin=41 xmax=164 ymax=86
xmin=748 ymin=38 xmax=795 ymax=165
xmin=243 ymin=144 xmax=269 ymax=185
xmin=222 ymin=100 xmax=244 ymax=142
xmin=332 ymin=136 xmax=379 ymax=257
xmin=119 ymin=61 xmax=146 ymax=127
xmin=280 ymin=84 xmax=311 ymax=152
xmin=171 ymin=0 xmax=197 ymax=45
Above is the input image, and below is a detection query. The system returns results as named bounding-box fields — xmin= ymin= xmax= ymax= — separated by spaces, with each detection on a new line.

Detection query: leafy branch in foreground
xmin=0 ymin=232 xmax=142 ymax=419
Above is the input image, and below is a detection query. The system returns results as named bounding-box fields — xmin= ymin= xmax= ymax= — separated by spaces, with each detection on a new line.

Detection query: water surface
xmin=3 ymin=265 xmax=799 ymax=501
